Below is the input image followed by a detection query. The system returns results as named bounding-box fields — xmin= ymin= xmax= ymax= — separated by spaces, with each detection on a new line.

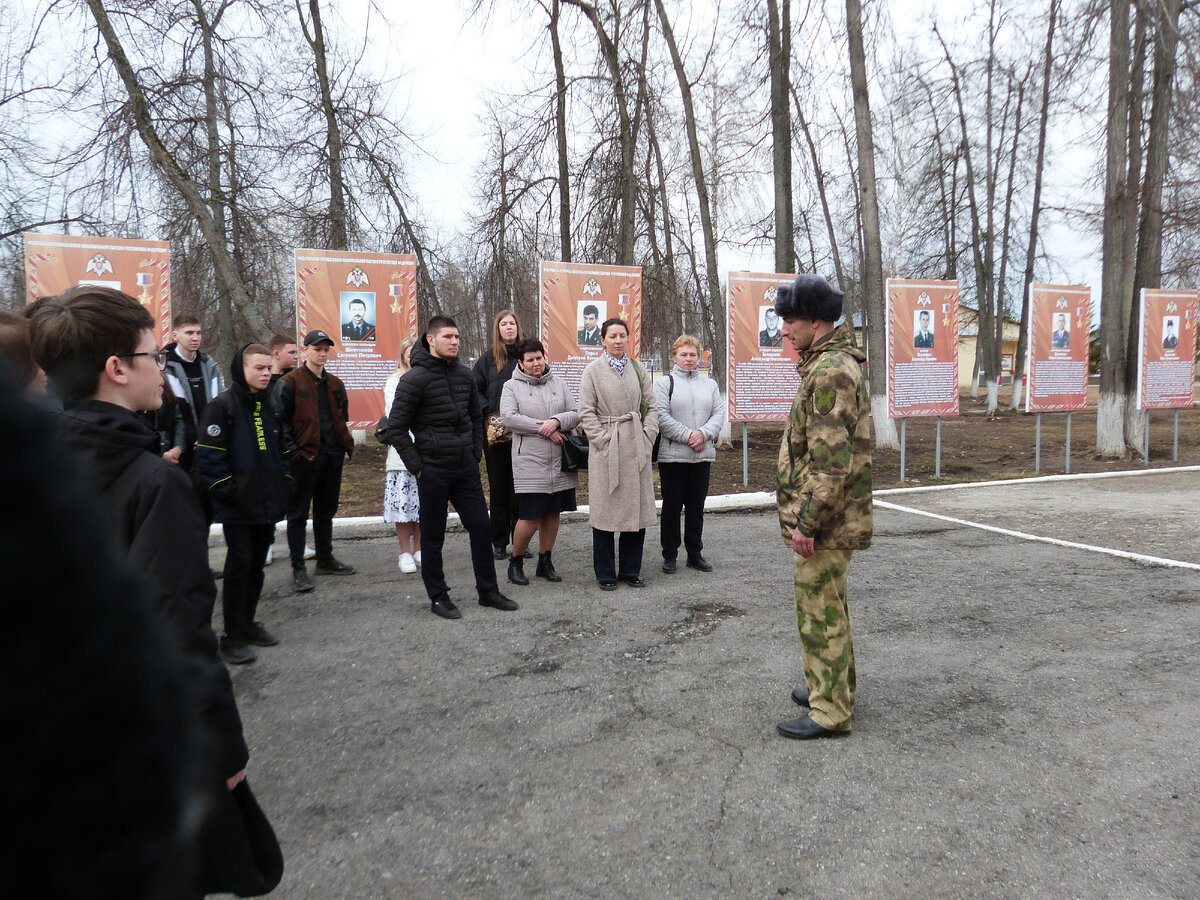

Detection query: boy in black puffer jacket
xmin=197 ymin=343 xmax=292 ymax=664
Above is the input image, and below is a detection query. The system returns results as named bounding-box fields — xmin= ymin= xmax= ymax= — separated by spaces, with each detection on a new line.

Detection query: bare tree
xmin=845 ymin=0 xmax=896 ymax=447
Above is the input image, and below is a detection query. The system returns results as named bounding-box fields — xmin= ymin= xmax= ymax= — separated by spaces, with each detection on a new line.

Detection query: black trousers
xmin=592 ymin=528 xmax=645 ymax=583
xmin=417 ymin=462 xmax=498 ymax=602
xmin=483 ymin=442 xmax=518 ymax=549
xmin=287 ymin=452 xmax=344 ymax=567
xmin=658 ymin=461 xmax=711 ymax=561
xmin=221 ymin=523 xmax=275 ymax=639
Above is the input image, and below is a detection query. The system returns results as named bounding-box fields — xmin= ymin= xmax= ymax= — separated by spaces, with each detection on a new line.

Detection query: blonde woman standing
xmin=383 ymin=337 xmax=421 ymax=573
xmin=473 ymin=309 xmax=525 ymax=559
xmin=655 ymin=334 xmax=724 ymax=573
xmin=578 ymin=317 xmax=658 ymax=589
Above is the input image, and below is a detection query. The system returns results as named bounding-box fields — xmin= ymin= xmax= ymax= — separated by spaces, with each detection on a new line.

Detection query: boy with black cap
xmin=772 ymin=274 xmax=873 ymax=741
xmin=197 ymin=343 xmax=292 ymax=664
xmin=275 ymin=329 xmax=356 ymax=592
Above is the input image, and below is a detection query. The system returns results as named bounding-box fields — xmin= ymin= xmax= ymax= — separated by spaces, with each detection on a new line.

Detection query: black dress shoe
xmin=791 ymin=687 xmax=810 ymax=707
xmin=219 ymin=637 xmax=258 ymax=665
xmin=245 ymin=622 xmax=279 ymax=647
xmin=479 ymin=591 xmax=519 ymax=611
xmin=598 ymin=581 xmax=618 ymax=591
xmin=431 ymin=597 xmax=462 ymax=619
xmin=493 ymin=545 xmax=508 ymax=560
xmin=523 ymin=548 xmax=534 ymax=559
xmin=686 ymin=556 xmax=713 ymax=573
xmin=662 ymin=558 xmax=677 ymax=574
xmin=776 ymin=715 xmax=849 ymax=740
xmin=619 ymin=574 xmax=646 ymax=587
xmin=315 ymin=557 xmax=355 ymax=575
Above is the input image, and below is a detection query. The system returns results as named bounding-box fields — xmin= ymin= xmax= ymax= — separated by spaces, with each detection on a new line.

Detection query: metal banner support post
xmin=899 ymin=418 xmax=907 ymax=483
xmin=1035 ymin=413 xmax=1042 ymax=474
xmin=1065 ymin=412 xmax=1072 ymax=474
xmin=1144 ymin=412 xmax=1150 ymax=467
xmin=935 ymin=418 xmax=942 ymax=477
xmin=742 ymin=423 xmax=749 ymax=487
xmin=1174 ymin=410 xmax=1180 ymax=461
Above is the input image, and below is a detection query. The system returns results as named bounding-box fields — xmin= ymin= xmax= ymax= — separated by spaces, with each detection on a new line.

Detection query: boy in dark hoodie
xmin=197 ymin=343 xmax=292 ymax=665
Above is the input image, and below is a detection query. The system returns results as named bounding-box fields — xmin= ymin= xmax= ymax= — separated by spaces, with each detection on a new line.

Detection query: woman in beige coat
xmin=578 ymin=317 xmax=658 ymax=589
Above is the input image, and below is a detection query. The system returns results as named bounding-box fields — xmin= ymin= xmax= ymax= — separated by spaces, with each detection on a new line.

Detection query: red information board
xmin=1025 ymin=284 xmax=1091 ymax=413
xmin=886 ymin=278 xmax=960 ymax=418
xmin=726 ymin=271 xmax=799 ymax=422
xmin=24 ymin=232 xmax=172 ymax=346
xmin=294 ymin=249 xmax=418 ymax=429
xmin=1137 ymin=288 xmax=1198 ymax=410
xmin=538 ymin=261 xmax=642 ymax=401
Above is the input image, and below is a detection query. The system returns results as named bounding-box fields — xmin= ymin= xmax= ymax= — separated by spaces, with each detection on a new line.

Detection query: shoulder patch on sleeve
xmin=206 ymin=423 xmax=222 ymax=437
xmin=812 ymin=386 xmax=837 ymax=415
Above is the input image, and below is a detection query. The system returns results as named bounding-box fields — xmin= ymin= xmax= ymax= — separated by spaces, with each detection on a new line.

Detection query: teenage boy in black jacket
xmin=387 ymin=315 xmax=518 ymax=619
xmin=28 ymin=285 xmax=260 ymax=895
xmin=197 ymin=343 xmax=292 ymax=665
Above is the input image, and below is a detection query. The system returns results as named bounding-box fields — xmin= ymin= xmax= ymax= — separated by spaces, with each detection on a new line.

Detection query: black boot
xmin=508 ymin=554 xmax=529 ymax=585
xmin=536 ymin=551 xmax=562 ymax=582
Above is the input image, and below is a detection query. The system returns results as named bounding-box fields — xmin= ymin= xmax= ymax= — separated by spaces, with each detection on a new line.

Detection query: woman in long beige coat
xmin=579 ymin=317 xmax=658 ymax=589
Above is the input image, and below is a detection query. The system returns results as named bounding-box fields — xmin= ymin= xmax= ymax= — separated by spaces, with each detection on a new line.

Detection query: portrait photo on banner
xmin=577 ymin=300 xmax=605 ymax=346
xmin=341 ymin=291 xmax=376 ymax=342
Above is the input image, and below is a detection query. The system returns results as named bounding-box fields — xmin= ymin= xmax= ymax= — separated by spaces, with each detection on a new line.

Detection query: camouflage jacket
xmin=776 ymin=322 xmax=873 ymax=550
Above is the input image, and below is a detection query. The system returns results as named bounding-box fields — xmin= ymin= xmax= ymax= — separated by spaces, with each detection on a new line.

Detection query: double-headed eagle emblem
xmin=346 ymin=266 xmax=369 ymax=287
xmin=85 ymin=254 xmax=113 ymax=276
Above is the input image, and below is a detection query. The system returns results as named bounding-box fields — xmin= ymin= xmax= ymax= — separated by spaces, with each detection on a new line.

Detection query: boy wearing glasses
xmin=29 ymin=285 xmax=256 ymax=890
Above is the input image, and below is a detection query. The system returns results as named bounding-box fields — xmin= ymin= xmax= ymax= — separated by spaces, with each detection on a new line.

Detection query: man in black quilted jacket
xmin=387 ymin=316 xmax=518 ymax=619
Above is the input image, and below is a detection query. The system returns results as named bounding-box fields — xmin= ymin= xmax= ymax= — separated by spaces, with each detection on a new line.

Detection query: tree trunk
xmin=993 ymin=74 xmax=1026 ymax=415
xmin=299 ymin=0 xmax=348 ymax=251
xmin=550 ymin=0 xmax=572 ymax=261
xmin=193 ymin=0 xmax=236 ymax=363
xmin=1123 ymin=0 xmax=1182 ymax=452
xmin=1097 ymin=0 xmax=1135 ymax=456
xmin=82 ymin=0 xmax=267 ymax=343
xmin=1011 ymin=0 xmax=1058 ymax=410
xmin=654 ymin=0 xmax=725 ymax=384
xmin=767 ymin=0 xmax=794 ymax=273
xmin=845 ymin=0 xmax=895 ymax=448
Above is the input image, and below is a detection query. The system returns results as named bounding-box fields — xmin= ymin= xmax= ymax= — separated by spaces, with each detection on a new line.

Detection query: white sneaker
xmin=398 ymin=552 xmax=417 ymax=574
xmin=264 ymin=545 xmax=274 ymax=566
xmin=413 ymin=551 xmax=422 ymax=566
xmin=304 ymin=546 xmax=316 ymax=560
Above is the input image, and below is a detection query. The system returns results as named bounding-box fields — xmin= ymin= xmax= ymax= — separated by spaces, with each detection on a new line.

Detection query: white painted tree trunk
xmin=1096 ymin=390 xmax=1128 ymax=456
xmin=1122 ymin=392 xmax=1146 ymax=453
xmin=986 ymin=379 xmax=999 ymax=415
xmin=871 ymin=393 xmax=899 ymax=449
xmin=1009 ymin=376 xmax=1025 ymax=410
xmin=970 ymin=369 xmax=980 ymax=397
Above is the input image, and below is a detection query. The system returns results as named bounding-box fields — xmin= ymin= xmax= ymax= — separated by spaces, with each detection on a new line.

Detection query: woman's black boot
xmin=508 ymin=554 xmax=529 ymax=585
xmin=536 ymin=551 xmax=562 ymax=582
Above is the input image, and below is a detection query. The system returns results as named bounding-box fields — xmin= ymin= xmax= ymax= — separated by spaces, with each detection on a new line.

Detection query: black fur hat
xmin=774 ymin=274 xmax=844 ymax=322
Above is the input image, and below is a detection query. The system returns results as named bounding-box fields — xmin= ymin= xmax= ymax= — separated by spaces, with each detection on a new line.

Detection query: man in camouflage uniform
xmin=773 ymin=274 xmax=873 ymax=740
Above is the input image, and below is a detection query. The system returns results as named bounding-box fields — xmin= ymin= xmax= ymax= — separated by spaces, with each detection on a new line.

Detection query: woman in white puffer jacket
xmin=654 ymin=334 xmax=725 ymax=574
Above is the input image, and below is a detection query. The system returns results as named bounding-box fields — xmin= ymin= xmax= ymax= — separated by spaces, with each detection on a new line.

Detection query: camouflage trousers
xmin=793 ymin=548 xmax=855 ymax=731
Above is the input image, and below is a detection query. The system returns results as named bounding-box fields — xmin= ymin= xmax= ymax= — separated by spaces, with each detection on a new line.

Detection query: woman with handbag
xmin=499 ymin=338 xmax=580 ymax=585
xmin=473 ymin=309 xmax=524 ymax=560
xmin=578 ymin=317 xmax=658 ymax=590
xmin=383 ymin=337 xmax=421 ymax=573
xmin=655 ymin=334 xmax=725 ymax=574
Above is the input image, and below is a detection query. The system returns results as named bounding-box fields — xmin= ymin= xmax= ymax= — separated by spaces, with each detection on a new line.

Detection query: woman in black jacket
xmin=473 ymin=309 xmax=525 ymax=559
xmin=196 ymin=343 xmax=291 ymax=665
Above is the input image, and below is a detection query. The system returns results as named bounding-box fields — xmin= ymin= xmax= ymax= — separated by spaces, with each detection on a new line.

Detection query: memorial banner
xmin=538 ymin=261 xmax=642 ymax=401
xmin=24 ymin=232 xmax=172 ymax=345
xmin=1025 ymin=284 xmax=1091 ymax=413
xmin=294 ymin=249 xmax=418 ymax=429
xmin=1137 ymin=288 xmax=1198 ymax=410
xmin=726 ymin=271 xmax=799 ymax=422
xmin=886 ymin=278 xmax=960 ymax=418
